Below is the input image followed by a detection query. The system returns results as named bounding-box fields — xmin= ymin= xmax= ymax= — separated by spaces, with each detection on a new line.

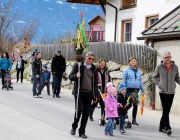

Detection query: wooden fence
xmin=33 ymin=42 xmax=153 ymax=69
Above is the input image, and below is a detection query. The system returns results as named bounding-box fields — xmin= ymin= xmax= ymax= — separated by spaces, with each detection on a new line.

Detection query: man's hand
xmin=77 ymin=72 xmax=81 ymax=78
xmin=36 ymin=75 xmax=39 ymax=78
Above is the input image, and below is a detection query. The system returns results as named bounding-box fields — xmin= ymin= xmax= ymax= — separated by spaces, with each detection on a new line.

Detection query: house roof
xmin=66 ymin=0 xmax=101 ymax=5
xmin=137 ymin=5 xmax=180 ymax=40
xmin=88 ymin=14 xmax=105 ymax=24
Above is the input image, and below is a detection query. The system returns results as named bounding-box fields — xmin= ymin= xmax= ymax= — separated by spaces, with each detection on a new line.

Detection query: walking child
xmin=42 ymin=65 xmax=51 ymax=95
xmin=104 ymin=82 xmax=122 ymax=136
xmin=117 ymin=84 xmax=132 ymax=134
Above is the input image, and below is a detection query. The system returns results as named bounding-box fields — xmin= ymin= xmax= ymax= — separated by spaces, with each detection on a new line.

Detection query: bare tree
xmin=0 ymin=0 xmax=39 ymax=52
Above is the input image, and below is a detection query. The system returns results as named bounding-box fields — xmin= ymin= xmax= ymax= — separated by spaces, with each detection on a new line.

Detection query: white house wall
xmin=154 ymin=40 xmax=180 ymax=115
xmin=106 ymin=0 xmax=180 ymax=43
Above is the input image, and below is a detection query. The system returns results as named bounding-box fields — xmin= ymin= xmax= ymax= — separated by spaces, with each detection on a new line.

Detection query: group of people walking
xmin=31 ymin=49 xmax=66 ymax=98
xmin=0 ymin=49 xmax=178 ymax=139
xmin=69 ymin=51 xmax=179 ymax=139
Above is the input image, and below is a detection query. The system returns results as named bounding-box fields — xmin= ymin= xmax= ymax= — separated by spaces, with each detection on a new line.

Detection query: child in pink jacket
xmin=104 ymin=82 xmax=122 ymax=136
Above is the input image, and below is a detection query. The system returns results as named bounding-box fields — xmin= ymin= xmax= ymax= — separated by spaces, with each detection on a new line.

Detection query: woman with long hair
xmin=89 ymin=58 xmax=110 ymax=123
xmin=0 ymin=52 xmax=12 ymax=85
xmin=121 ymin=56 xmax=145 ymax=125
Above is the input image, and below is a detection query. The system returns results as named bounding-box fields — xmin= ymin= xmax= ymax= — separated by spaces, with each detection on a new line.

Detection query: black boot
xmin=132 ymin=119 xmax=139 ymax=125
xmin=89 ymin=105 xmax=95 ymax=121
xmin=53 ymin=94 xmax=55 ymax=98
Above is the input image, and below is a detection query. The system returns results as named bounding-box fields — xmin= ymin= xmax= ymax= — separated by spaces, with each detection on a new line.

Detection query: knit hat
xmin=118 ymin=84 xmax=126 ymax=92
xmin=43 ymin=65 xmax=47 ymax=69
xmin=56 ymin=49 xmax=61 ymax=54
xmin=106 ymin=82 xmax=116 ymax=94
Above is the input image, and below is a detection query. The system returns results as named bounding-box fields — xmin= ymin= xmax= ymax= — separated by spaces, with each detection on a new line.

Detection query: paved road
xmin=0 ymin=80 xmax=180 ymax=140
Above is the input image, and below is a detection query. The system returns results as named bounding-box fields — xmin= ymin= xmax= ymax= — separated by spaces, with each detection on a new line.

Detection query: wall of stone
xmin=27 ymin=60 xmax=151 ymax=107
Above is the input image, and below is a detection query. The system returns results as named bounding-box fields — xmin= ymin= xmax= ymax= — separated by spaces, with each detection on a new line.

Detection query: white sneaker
xmin=33 ymin=95 xmax=38 ymax=98
xmin=38 ymin=95 xmax=42 ymax=98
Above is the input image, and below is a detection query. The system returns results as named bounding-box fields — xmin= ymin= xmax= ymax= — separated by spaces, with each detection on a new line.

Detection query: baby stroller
xmin=97 ymin=89 xmax=107 ymax=126
xmin=113 ymin=113 xmax=132 ymax=129
xmin=2 ymin=71 xmax=13 ymax=90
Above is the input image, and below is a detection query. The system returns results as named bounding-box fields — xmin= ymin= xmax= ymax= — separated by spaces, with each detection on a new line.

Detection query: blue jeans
xmin=53 ymin=73 xmax=62 ymax=96
xmin=32 ymin=74 xmax=43 ymax=96
xmin=104 ymin=118 xmax=114 ymax=134
xmin=119 ymin=114 xmax=125 ymax=130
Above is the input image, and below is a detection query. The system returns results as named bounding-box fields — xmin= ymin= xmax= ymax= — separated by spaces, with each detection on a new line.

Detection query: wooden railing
xmin=122 ymin=0 xmax=137 ymax=8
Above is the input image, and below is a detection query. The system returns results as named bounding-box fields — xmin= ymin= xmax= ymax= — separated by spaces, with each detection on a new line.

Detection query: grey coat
xmin=152 ymin=61 xmax=180 ymax=94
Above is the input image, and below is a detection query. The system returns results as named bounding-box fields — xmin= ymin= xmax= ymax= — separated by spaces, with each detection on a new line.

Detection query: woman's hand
xmin=98 ymin=83 xmax=102 ymax=87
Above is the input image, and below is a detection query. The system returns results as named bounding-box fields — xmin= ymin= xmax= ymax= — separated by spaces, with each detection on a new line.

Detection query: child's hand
xmin=119 ymin=104 xmax=123 ymax=108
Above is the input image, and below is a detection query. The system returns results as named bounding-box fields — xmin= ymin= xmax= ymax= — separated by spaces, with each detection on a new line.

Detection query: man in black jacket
xmin=32 ymin=52 xmax=43 ymax=98
xmin=51 ymin=49 xmax=66 ymax=98
xmin=69 ymin=51 xmax=98 ymax=139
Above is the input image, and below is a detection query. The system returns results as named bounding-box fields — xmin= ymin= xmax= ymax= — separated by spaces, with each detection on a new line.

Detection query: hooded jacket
xmin=152 ymin=61 xmax=180 ymax=94
xmin=51 ymin=55 xmax=66 ymax=79
xmin=117 ymin=91 xmax=132 ymax=114
xmin=0 ymin=58 xmax=12 ymax=70
xmin=32 ymin=58 xmax=42 ymax=75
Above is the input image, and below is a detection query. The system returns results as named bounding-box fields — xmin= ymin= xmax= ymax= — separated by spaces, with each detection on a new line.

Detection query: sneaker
xmin=89 ymin=117 xmax=94 ymax=121
xmin=38 ymin=95 xmax=42 ymax=98
xmin=33 ymin=95 xmax=38 ymax=98
xmin=104 ymin=132 xmax=108 ymax=135
xmin=53 ymin=94 xmax=55 ymax=98
xmin=79 ymin=133 xmax=87 ymax=139
xmin=120 ymin=129 xmax=125 ymax=134
xmin=109 ymin=133 xmax=114 ymax=136
xmin=159 ymin=128 xmax=166 ymax=133
xmin=132 ymin=120 xmax=139 ymax=125
xmin=70 ymin=129 xmax=76 ymax=135
xmin=56 ymin=96 xmax=60 ymax=98
xmin=166 ymin=129 xmax=172 ymax=135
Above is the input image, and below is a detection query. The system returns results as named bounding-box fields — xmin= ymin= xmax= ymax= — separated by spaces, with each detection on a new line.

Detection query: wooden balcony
xmin=122 ymin=0 xmax=137 ymax=8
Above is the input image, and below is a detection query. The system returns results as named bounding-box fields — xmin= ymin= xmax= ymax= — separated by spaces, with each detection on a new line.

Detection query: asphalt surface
xmin=0 ymin=80 xmax=180 ymax=140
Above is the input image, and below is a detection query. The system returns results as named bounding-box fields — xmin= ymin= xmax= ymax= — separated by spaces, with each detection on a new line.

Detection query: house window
xmin=122 ymin=0 xmax=137 ymax=8
xmin=145 ymin=14 xmax=159 ymax=28
xmin=148 ymin=17 xmax=158 ymax=26
xmin=121 ymin=19 xmax=132 ymax=42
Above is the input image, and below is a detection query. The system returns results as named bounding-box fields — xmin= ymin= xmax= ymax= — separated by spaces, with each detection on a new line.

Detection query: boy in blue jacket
xmin=42 ymin=65 xmax=51 ymax=95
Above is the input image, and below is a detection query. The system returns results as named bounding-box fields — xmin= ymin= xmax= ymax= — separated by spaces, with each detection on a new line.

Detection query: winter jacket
xmin=69 ymin=62 xmax=99 ymax=100
xmin=104 ymin=94 xmax=120 ymax=118
xmin=95 ymin=68 xmax=111 ymax=93
xmin=51 ymin=55 xmax=66 ymax=79
xmin=0 ymin=58 xmax=12 ymax=70
xmin=117 ymin=92 xmax=132 ymax=114
xmin=122 ymin=66 xmax=145 ymax=92
xmin=42 ymin=70 xmax=51 ymax=83
xmin=152 ymin=61 xmax=180 ymax=94
xmin=32 ymin=58 xmax=42 ymax=75
xmin=16 ymin=59 xmax=27 ymax=71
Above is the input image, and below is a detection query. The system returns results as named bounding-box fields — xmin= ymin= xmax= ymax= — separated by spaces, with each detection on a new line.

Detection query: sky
xmin=10 ymin=0 xmax=103 ymax=43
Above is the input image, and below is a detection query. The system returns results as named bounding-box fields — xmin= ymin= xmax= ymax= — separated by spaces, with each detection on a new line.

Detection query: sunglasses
xmin=88 ymin=57 xmax=94 ymax=61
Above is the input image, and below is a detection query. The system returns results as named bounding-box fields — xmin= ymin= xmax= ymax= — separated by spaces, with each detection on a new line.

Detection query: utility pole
xmin=0 ymin=17 xmax=4 ymax=52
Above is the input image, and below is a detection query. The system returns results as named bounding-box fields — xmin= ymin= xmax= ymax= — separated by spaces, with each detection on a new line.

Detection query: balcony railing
xmin=122 ymin=0 xmax=137 ymax=8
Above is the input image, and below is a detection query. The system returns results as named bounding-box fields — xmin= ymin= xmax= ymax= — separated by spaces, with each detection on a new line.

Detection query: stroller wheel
xmin=11 ymin=86 xmax=13 ymax=90
xmin=98 ymin=119 xmax=102 ymax=126
xmin=7 ymin=88 xmax=9 ymax=90
xmin=101 ymin=120 xmax=105 ymax=126
xmin=124 ymin=122 xmax=128 ymax=129
xmin=127 ymin=121 xmax=132 ymax=128
xmin=2 ymin=86 xmax=3 ymax=90
xmin=113 ymin=122 xmax=116 ymax=129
